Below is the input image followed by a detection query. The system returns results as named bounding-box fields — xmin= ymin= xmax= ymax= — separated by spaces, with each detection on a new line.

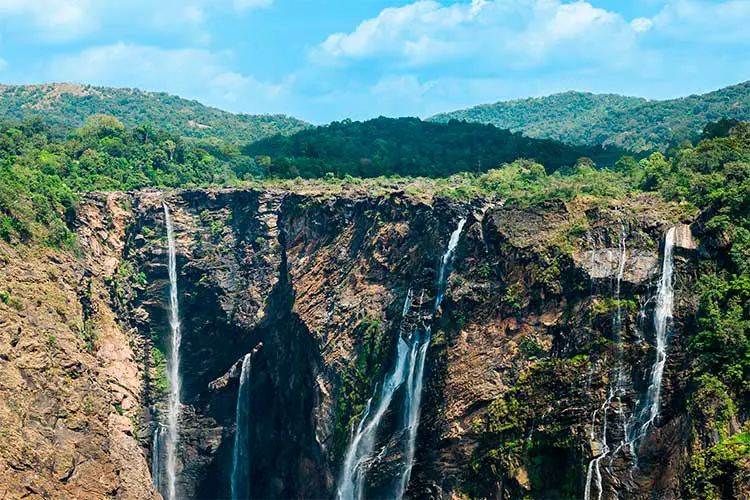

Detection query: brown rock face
xmin=0 ymin=193 xmax=158 ymax=500
xmin=2 ymin=187 xmax=730 ymax=500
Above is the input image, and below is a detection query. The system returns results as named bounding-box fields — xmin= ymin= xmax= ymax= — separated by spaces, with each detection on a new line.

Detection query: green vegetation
xmin=333 ymin=318 xmax=388 ymax=460
xmin=151 ymin=347 xmax=169 ymax=397
xmin=0 ymin=115 xmax=241 ymax=246
xmin=465 ymin=356 xmax=590 ymax=498
xmin=685 ymin=433 xmax=749 ymax=500
xmin=431 ymin=81 xmax=750 ymax=152
xmin=458 ymin=119 xmax=750 ymax=498
xmin=243 ymin=116 xmax=626 ymax=178
xmin=0 ymin=104 xmax=746 ymax=498
xmin=0 ymin=289 xmax=23 ymax=310
xmin=0 ymin=114 xmax=628 ymax=247
xmin=0 ymin=84 xmax=309 ymax=143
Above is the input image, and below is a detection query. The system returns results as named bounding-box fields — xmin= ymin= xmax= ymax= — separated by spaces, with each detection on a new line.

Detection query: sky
xmin=0 ymin=0 xmax=748 ymax=123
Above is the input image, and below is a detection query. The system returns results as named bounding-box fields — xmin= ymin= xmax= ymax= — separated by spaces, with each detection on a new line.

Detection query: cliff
xmin=0 ymin=194 xmax=158 ymax=499
xmin=0 ymin=185 xmax=745 ymax=499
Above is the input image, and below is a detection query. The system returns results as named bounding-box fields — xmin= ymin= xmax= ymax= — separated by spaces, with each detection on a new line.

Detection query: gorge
xmin=4 ymin=179 xmax=744 ymax=499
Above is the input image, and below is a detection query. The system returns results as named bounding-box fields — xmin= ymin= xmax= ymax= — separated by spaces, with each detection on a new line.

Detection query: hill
xmin=242 ymin=116 xmax=626 ymax=178
xmin=0 ymin=83 xmax=310 ymax=143
xmin=430 ymin=81 xmax=750 ymax=151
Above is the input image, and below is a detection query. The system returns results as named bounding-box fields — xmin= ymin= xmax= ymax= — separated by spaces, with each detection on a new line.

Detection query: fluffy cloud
xmin=311 ymin=0 xmax=645 ymax=68
xmin=45 ymin=43 xmax=287 ymax=113
xmin=0 ymin=0 xmax=95 ymax=40
xmin=0 ymin=0 xmax=273 ymax=41
xmin=650 ymin=0 xmax=750 ymax=42
xmin=311 ymin=0 xmax=486 ymax=65
xmin=630 ymin=17 xmax=653 ymax=33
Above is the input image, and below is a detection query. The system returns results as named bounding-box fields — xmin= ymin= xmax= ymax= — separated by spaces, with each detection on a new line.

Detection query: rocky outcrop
xmin=0 ymin=193 xmax=158 ymax=500
xmin=209 ymin=343 xmax=263 ymax=392
xmin=3 ymin=186 xmax=736 ymax=500
xmin=107 ymin=187 xmax=710 ymax=499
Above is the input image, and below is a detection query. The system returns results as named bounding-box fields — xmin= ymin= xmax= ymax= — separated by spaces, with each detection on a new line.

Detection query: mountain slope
xmin=431 ymin=92 xmax=647 ymax=145
xmin=430 ymin=81 xmax=750 ymax=151
xmin=0 ymin=83 xmax=310 ymax=143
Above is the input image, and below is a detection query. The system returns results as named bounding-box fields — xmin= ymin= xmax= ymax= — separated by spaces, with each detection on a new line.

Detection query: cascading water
xmin=396 ymin=218 xmax=466 ymax=499
xmin=585 ymin=388 xmax=614 ymax=500
xmin=337 ymin=291 xmax=414 ymax=500
xmin=613 ymin=222 xmax=633 ymax=456
xmin=338 ymin=218 xmax=466 ymax=500
xmin=585 ymin=222 xmax=627 ymax=500
xmin=231 ymin=353 xmax=254 ymax=500
xmin=639 ymin=227 xmax=676 ymax=433
xmin=151 ymin=425 xmax=166 ymax=493
xmin=163 ymin=203 xmax=183 ymax=500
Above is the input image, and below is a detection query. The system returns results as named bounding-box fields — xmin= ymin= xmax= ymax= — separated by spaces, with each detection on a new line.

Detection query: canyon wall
xmin=1 ymin=186 xmax=744 ymax=499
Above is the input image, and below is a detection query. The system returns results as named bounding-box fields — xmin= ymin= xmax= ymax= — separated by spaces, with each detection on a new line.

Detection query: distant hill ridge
xmin=0 ymin=83 xmax=310 ymax=143
xmin=3 ymin=81 xmax=749 ymax=150
xmin=430 ymin=81 xmax=750 ymax=151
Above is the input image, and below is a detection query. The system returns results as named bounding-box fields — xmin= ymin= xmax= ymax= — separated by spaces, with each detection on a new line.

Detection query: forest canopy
xmin=241 ymin=117 xmax=626 ymax=178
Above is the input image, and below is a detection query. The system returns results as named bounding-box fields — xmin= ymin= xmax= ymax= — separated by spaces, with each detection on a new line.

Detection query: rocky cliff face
xmin=0 ymin=193 xmax=158 ymax=499
xmin=1 ymin=186 xmax=742 ymax=499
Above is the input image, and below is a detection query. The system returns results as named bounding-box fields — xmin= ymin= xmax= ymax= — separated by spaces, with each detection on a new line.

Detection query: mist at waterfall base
xmin=337 ymin=219 xmax=466 ymax=500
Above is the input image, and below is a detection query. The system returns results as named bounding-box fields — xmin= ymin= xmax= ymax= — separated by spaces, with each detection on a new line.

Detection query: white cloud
xmin=0 ymin=0 xmax=272 ymax=41
xmin=45 ymin=42 xmax=288 ymax=113
xmin=311 ymin=0 xmax=485 ymax=65
xmin=0 ymin=57 xmax=7 ymax=71
xmin=0 ymin=0 xmax=95 ymax=40
xmin=311 ymin=0 xmax=644 ymax=68
xmin=512 ymin=0 xmax=636 ymax=63
xmin=650 ymin=0 xmax=750 ymax=42
xmin=630 ymin=17 xmax=653 ymax=33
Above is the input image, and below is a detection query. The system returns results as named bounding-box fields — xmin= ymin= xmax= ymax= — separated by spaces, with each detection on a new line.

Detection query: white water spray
xmin=585 ymin=222 xmax=627 ymax=500
xmin=338 ymin=218 xmax=467 ymax=500
xmin=337 ymin=291 xmax=414 ymax=500
xmin=151 ymin=425 xmax=166 ymax=494
xmin=640 ymin=227 xmax=676 ymax=432
xmin=231 ymin=353 xmax=254 ymax=500
xmin=164 ymin=203 xmax=182 ymax=500
xmin=396 ymin=218 xmax=466 ymax=499
xmin=585 ymin=388 xmax=615 ymax=500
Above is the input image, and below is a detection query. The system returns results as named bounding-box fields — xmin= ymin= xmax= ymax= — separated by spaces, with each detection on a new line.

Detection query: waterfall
xmin=231 ymin=353 xmax=254 ymax=500
xmin=338 ymin=218 xmax=466 ymax=500
xmin=585 ymin=388 xmax=615 ymax=500
xmin=613 ymin=221 xmax=633 ymax=457
xmin=585 ymin=223 xmax=627 ymax=500
xmin=164 ymin=203 xmax=183 ymax=500
xmin=152 ymin=425 xmax=166 ymax=494
xmin=337 ymin=327 xmax=412 ymax=500
xmin=396 ymin=218 xmax=466 ymax=499
xmin=640 ymin=227 xmax=676 ymax=432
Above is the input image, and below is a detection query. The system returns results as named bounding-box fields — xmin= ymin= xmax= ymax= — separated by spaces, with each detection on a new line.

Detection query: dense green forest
xmin=0 ymin=110 xmax=747 ymax=497
xmin=5 ymin=81 xmax=749 ymax=154
xmin=242 ymin=117 xmax=627 ymax=178
xmin=431 ymin=81 xmax=750 ymax=152
xmin=0 ymin=84 xmax=310 ymax=143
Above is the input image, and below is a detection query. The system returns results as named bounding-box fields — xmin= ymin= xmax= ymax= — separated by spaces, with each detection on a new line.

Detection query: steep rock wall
xmin=0 ymin=193 xmax=158 ymax=499
xmin=5 ymin=186 xmax=740 ymax=500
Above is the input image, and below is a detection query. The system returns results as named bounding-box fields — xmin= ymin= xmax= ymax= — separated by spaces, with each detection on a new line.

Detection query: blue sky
xmin=0 ymin=0 xmax=748 ymax=123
